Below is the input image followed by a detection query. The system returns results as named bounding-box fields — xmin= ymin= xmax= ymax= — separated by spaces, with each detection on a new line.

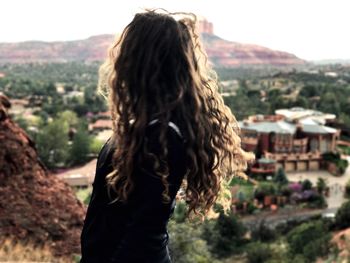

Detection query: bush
xmin=202 ymin=212 xmax=247 ymax=258
xmin=89 ymin=138 xmax=104 ymax=155
xmin=36 ymin=119 xmax=69 ymax=168
xmin=322 ymin=152 xmax=349 ymax=175
xmin=168 ymin=221 xmax=218 ymax=263
xmin=173 ymin=201 xmax=187 ymax=223
xmin=274 ymin=168 xmax=288 ymax=185
xmin=286 ymin=220 xmax=331 ymax=262
xmin=246 ymin=242 xmax=273 ymax=263
xmin=302 ymin=234 xmax=332 ymax=262
xmin=254 ymin=183 xmax=276 ymax=202
xmin=337 ymin=159 xmax=349 ymax=175
xmin=335 ymin=200 xmax=350 ymax=229
xmin=307 ymin=194 xmax=327 ymax=209
xmin=316 ymin=177 xmax=327 ymax=194
xmin=251 ymin=220 xmax=276 ymax=242
xmin=246 ymin=201 xmax=257 ymax=214
xmin=301 ymin=179 xmax=312 ymax=191
xmin=345 ymin=180 xmax=350 ymax=198
xmin=69 ymin=126 xmax=91 ymax=165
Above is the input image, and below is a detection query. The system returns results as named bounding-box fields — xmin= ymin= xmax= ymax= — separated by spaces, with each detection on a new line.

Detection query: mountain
xmin=0 ymin=33 xmax=306 ymax=66
xmin=201 ymin=33 xmax=306 ymax=66
xmin=0 ymin=94 xmax=85 ymax=257
xmin=0 ymin=34 xmax=113 ymax=64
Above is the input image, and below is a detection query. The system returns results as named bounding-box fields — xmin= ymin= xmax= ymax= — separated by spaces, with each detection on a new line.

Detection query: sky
xmin=1 ymin=0 xmax=350 ymax=61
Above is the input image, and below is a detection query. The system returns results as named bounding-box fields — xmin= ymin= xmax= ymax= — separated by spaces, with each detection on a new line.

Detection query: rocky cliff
xmin=0 ymin=93 xmax=85 ymax=257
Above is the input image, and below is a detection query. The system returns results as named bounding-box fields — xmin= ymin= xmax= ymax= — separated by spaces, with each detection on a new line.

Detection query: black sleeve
xmin=109 ymin=123 xmax=186 ymax=262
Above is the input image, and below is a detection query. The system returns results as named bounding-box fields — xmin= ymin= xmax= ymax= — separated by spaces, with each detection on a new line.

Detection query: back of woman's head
xmin=99 ymin=9 xmax=253 ymax=217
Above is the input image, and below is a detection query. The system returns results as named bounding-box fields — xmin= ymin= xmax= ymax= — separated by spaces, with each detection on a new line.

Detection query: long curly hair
xmin=98 ymin=9 xmax=253 ymax=217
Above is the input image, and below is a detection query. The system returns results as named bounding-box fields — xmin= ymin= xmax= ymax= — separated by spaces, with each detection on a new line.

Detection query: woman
xmin=80 ymin=9 xmax=251 ymax=263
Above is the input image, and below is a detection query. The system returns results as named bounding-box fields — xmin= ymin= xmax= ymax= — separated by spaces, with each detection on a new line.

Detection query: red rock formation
xmin=198 ymin=18 xmax=214 ymax=35
xmin=201 ymin=33 xmax=306 ymax=66
xmin=0 ymin=30 xmax=306 ymax=66
xmin=0 ymin=93 xmax=85 ymax=257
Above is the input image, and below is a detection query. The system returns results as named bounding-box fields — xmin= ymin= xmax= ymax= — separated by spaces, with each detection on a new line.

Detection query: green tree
xmin=286 ymin=220 xmax=331 ymax=262
xmin=89 ymin=138 xmax=104 ymax=155
xmin=246 ymin=242 xmax=273 ymax=263
xmin=168 ymin=221 xmax=218 ymax=263
xmin=251 ymin=220 xmax=276 ymax=242
xmin=301 ymin=179 xmax=312 ymax=191
xmin=36 ymin=119 xmax=69 ymax=169
xmin=336 ymin=201 xmax=350 ymax=229
xmin=316 ymin=178 xmax=327 ymax=194
xmin=274 ymin=168 xmax=288 ymax=185
xmin=69 ymin=126 xmax=91 ymax=165
xmin=202 ymin=212 xmax=247 ymax=258
xmin=57 ymin=110 xmax=79 ymax=128
xmin=173 ymin=201 xmax=187 ymax=223
xmin=319 ymin=92 xmax=341 ymax=115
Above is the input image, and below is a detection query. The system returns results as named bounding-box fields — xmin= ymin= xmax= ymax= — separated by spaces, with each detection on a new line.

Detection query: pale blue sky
xmin=1 ymin=0 xmax=350 ymax=60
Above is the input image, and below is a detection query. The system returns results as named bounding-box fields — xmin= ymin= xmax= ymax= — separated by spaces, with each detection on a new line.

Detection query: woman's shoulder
xmin=146 ymin=118 xmax=185 ymax=144
xmin=96 ymin=138 xmax=114 ymax=171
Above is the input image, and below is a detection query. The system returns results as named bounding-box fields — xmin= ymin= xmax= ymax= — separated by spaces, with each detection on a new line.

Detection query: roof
xmin=239 ymin=120 xmax=296 ymax=134
xmin=275 ymin=108 xmax=336 ymax=122
xmin=90 ymin=119 xmax=113 ymax=129
xmin=302 ymin=124 xmax=337 ymax=134
xmin=239 ymin=118 xmax=337 ymax=135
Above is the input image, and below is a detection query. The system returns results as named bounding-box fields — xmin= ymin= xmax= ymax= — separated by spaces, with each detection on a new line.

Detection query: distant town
xmin=1 ymin=22 xmax=350 ymax=262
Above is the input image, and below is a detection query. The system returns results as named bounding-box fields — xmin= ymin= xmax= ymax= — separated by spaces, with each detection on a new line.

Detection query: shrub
xmin=301 ymin=179 xmax=312 ymax=191
xmin=345 ymin=180 xmax=350 ymax=198
xmin=202 ymin=212 xmax=247 ymax=258
xmin=251 ymin=220 xmax=276 ymax=242
xmin=69 ymin=126 xmax=91 ymax=165
xmin=274 ymin=168 xmax=288 ymax=185
xmin=337 ymin=159 xmax=349 ymax=175
xmin=280 ymin=185 xmax=292 ymax=197
xmin=335 ymin=200 xmax=350 ymax=229
xmin=89 ymin=138 xmax=104 ymax=155
xmin=168 ymin=221 xmax=218 ymax=263
xmin=307 ymin=194 xmax=327 ymax=209
xmin=254 ymin=183 xmax=276 ymax=201
xmin=286 ymin=220 xmax=331 ymax=262
xmin=173 ymin=201 xmax=187 ymax=223
xmin=302 ymin=234 xmax=332 ymax=262
xmin=246 ymin=242 xmax=273 ymax=263
xmin=316 ymin=177 xmax=327 ymax=194
xmin=322 ymin=152 xmax=349 ymax=175
xmin=246 ymin=201 xmax=257 ymax=214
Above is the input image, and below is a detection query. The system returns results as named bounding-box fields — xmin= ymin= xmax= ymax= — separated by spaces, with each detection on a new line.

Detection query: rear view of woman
xmin=80 ymin=9 xmax=251 ymax=263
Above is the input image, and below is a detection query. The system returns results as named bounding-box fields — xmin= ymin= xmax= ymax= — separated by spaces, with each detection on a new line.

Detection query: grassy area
xmin=75 ymin=187 xmax=92 ymax=205
xmin=0 ymin=238 xmax=78 ymax=262
xmin=230 ymin=177 xmax=254 ymax=187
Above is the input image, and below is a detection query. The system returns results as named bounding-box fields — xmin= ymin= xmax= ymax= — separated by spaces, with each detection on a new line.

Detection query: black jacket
xmin=80 ymin=120 xmax=186 ymax=263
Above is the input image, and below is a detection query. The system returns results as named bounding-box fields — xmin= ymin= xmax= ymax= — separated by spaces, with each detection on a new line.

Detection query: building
xmin=89 ymin=119 xmax=113 ymax=132
xmin=239 ymin=109 xmax=340 ymax=173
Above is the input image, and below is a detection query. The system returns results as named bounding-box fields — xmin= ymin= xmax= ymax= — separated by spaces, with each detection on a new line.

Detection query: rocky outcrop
xmin=0 ymin=93 xmax=85 ymax=257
